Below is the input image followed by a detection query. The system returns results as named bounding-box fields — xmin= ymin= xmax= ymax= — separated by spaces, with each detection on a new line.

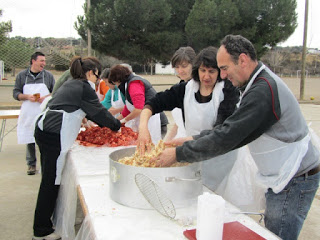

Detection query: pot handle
xmin=165 ymin=176 xmax=201 ymax=182
xmin=165 ymin=170 xmax=201 ymax=182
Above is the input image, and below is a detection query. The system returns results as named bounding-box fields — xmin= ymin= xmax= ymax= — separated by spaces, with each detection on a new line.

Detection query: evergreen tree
xmin=76 ymin=0 xmax=181 ymax=65
xmin=0 ymin=9 xmax=12 ymax=45
xmin=185 ymin=0 xmax=220 ymax=51
xmin=75 ymin=0 xmax=297 ymax=62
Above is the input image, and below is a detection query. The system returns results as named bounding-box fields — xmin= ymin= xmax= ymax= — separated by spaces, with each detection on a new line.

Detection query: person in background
xmin=100 ymin=68 xmax=126 ymax=117
xmin=165 ymin=46 xmax=196 ymax=141
xmin=51 ymin=69 xmax=71 ymax=94
xmin=13 ymin=52 xmax=55 ymax=175
xmin=108 ymin=64 xmax=164 ymax=143
xmin=32 ymin=56 xmax=120 ymax=240
xmin=172 ymin=46 xmax=195 ymax=82
xmin=120 ymin=62 xmax=169 ymax=138
xmin=153 ymin=35 xmax=320 ymax=240
xmin=113 ymin=63 xmax=168 ymax=138
xmin=138 ymin=46 xmax=239 ymax=191
xmin=95 ymin=72 xmax=109 ymax=101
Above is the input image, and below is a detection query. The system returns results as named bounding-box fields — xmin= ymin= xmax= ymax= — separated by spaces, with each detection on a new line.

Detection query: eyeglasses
xmin=93 ymin=72 xmax=100 ymax=80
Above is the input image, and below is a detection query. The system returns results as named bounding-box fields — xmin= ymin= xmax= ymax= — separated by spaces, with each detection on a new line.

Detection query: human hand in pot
xmin=137 ymin=127 xmax=153 ymax=155
xmin=154 ymin=147 xmax=177 ymax=167
xmin=137 ymin=108 xmax=154 ymax=155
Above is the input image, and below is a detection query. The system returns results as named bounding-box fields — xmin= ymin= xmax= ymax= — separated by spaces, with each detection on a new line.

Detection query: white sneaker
xmin=32 ymin=232 xmax=61 ymax=240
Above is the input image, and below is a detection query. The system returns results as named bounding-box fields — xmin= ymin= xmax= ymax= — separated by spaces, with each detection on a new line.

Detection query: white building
xmin=308 ymin=48 xmax=320 ymax=55
xmin=155 ymin=63 xmax=175 ymax=75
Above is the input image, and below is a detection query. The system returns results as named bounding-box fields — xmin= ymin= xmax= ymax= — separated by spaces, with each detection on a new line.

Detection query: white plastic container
xmin=196 ymin=192 xmax=225 ymax=240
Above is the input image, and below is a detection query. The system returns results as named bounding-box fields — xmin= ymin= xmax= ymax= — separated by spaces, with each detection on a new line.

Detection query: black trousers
xmin=33 ymin=126 xmax=61 ymax=237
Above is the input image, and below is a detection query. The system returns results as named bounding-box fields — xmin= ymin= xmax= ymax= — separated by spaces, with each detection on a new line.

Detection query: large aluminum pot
xmin=109 ymin=147 xmax=203 ymax=209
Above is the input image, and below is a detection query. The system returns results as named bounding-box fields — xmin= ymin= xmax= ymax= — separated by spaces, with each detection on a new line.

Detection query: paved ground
xmin=0 ymin=76 xmax=320 ymax=239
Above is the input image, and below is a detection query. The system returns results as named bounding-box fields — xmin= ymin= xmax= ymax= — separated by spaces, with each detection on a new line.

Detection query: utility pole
xmin=87 ymin=0 xmax=92 ymax=56
xmin=300 ymin=0 xmax=309 ymax=100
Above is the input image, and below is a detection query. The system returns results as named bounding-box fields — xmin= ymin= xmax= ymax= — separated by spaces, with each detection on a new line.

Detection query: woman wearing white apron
xmin=110 ymin=87 xmax=125 ymax=117
xmin=13 ymin=52 xmax=55 ymax=175
xmin=137 ymin=47 xmax=239 ymax=190
xmin=32 ymin=57 xmax=120 ymax=240
xmin=108 ymin=65 xmax=163 ymax=144
xmin=183 ymin=79 xmax=239 ymax=192
xmin=100 ymin=68 xmax=126 ymax=118
xmin=165 ymin=46 xmax=195 ymax=141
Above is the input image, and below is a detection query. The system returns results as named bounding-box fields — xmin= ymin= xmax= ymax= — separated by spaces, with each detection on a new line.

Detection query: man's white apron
xmin=240 ymin=64 xmax=310 ymax=193
xmin=17 ymin=73 xmax=49 ymax=144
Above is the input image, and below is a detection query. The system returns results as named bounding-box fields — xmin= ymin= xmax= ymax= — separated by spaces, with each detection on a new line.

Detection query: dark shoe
xmin=27 ymin=166 xmax=36 ymax=175
xmin=32 ymin=232 xmax=61 ymax=240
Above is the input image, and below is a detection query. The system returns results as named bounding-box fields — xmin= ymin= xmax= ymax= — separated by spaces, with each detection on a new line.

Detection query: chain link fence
xmin=0 ymin=0 xmax=91 ymax=79
xmin=0 ymin=36 xmax=89 ymax=77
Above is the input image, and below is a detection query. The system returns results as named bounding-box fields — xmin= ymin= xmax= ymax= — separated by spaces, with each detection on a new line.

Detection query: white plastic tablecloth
xmin=54 ymin=143 xmax=280 ymax=240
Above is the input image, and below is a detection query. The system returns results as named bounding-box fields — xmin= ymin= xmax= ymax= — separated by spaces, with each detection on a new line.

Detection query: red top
xmin=122 ymin=80 xmax=145 ymax=117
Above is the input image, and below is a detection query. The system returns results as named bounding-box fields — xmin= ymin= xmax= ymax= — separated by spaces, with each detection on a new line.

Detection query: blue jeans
xmin=264 ymin=171 xmax=320 ymax=240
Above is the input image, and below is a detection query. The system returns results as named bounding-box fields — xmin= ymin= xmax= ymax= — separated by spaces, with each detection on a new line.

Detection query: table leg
xmin=0 ymin=119 xmax=18 ymax=152
xmin=0 ymin=119 xmax=6 ymax=152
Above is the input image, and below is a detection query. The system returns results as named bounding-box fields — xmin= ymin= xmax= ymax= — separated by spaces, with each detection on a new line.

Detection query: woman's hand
xmin=108 ymin=107 xmax=123 ymax=116
xmin=137 ymin=108 xmax=154 ymax=155
xmin=137 ymin=127 xmax=152 ymax=155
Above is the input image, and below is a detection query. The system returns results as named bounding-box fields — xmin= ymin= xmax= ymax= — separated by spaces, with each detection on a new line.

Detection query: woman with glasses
xmin=32 ymin=56 xmax=120 ymax=240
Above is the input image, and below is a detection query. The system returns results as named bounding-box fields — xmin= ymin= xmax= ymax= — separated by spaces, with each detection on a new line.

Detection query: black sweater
xmin=146 ymin=79 xmax=239 ymax=127
xmin=40 ymin=79 xmax=121 ymax=133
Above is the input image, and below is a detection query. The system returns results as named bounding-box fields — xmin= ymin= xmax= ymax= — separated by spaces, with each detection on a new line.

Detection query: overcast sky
xmin=0 ymin=0 xmax=85 ymax=39
xmin=0 ymin=0 xmax=319 ymax=48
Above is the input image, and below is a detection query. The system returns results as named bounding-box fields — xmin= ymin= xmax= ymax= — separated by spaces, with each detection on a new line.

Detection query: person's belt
xmin=300 ymin=165 xmax=320 ymax=177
